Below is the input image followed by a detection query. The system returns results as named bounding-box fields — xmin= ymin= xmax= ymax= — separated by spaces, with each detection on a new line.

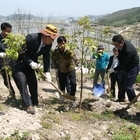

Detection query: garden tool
xmin=105 ymin=73 xmax=111 ymax=94
xmin=93 ymin=73 xmax=110 ymax=97
xmin=37 ymin=68 xmax=75 ymax=101
xmin=93 ymin=81 xmax=105 ymax=97
xmin=114 ymin=92 xmax=140 ymax=114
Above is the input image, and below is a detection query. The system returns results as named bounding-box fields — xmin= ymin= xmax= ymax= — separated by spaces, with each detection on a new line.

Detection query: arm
xmin=106 ymin=56 xmax=112 ymax=72
xmin=19 ymin=34 xmax=35 ymax=64
xmin=43 ymin=44 xmax=52 ymax=72
xmin=106 ymin=54 xmax=110 ymax=67
xmin=70 ymin=50 xmax=79 ymax=66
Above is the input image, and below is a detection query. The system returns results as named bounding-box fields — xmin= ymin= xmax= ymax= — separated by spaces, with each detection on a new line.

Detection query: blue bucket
xmin=93 ymin=82 xmax=105 ymax=97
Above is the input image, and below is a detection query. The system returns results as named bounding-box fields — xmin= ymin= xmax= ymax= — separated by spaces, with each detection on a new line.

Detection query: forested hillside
xmin=97 ymin=7 xmax=140 ymax=27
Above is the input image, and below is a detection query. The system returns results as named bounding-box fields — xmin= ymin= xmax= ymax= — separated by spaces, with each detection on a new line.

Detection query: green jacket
xmin=51 ymin=47 xmax=79 ymax=73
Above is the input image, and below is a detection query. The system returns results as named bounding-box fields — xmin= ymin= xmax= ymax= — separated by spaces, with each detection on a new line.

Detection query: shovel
xmin=37 ymin=68 xmax=75 ymax=101
xmin=93 ymin=81 xmax=105 ymax=97
xmin=114 ymin=92 xmax=140 ymax=114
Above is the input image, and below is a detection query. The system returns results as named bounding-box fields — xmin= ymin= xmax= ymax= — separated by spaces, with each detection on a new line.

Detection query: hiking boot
xmin=26 ymin=105 xmax=35 ymax=115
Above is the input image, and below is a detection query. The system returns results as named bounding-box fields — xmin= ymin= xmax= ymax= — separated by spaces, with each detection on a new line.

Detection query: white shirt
xmin=111 ymin=55 xmax=119 ymax=69
xmin=37 ymin=41 xmax=45 ymax=53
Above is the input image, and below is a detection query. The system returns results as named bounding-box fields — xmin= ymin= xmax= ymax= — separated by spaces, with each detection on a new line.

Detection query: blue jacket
xmin=92 ymin=52 xmax=109 ymax=71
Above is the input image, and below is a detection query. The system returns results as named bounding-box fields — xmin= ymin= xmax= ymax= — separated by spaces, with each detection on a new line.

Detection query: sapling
xmin=1 ymin=33 xmax=26 ymax=97
xmin=2 ymin=33 xmax=26 ymax=60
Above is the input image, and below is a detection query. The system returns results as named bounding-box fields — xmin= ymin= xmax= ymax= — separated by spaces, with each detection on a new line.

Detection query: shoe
xmin=26 ymin=105 xmax=35 ymax=115
xmin=136 ymin=112 xmax=140 ymax=117
xmin=33 ymin=103 xmax=44 ymax=108
xmin=114 ymin=99 xmax=126 ymax=102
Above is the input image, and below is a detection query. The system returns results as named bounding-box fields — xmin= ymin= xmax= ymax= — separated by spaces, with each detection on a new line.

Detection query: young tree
xmin=65 ymin=16 xmax=97 ymax=108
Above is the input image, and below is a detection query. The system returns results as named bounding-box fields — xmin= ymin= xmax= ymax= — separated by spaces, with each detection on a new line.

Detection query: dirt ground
xmin=0 ymin=74 xmax=140 ymax=140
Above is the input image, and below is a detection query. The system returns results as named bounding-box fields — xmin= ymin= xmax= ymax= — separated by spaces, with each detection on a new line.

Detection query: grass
xmin=136 ymin=74 xmax=140 ymax=83
xmin=134 ymin=101 xmax=140 ymax=110
xmin=41 ymin=112 xmax=61 ymax=130
xmin=112 ymin=124 xmax=140 ymax=140
xmin=0 ymin=130 xmax=31 ymax=140
xmin=0 ymin=104 xmax=3 ymax=110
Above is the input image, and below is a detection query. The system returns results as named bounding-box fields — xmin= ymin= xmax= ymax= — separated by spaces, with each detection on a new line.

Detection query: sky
xmin=0 ymin=0 xmax=140 ymax=17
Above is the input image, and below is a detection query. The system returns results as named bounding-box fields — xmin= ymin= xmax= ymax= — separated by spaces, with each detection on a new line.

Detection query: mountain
xmin=0 ymin=15 xmax=5 ymax=19
xmin=97 ymin=7 xmax=140 ymax=27
xmin=6 ymin=14 xmax=37 ymax=20
xmin=0 ymin=14 xmax=37 ymax=20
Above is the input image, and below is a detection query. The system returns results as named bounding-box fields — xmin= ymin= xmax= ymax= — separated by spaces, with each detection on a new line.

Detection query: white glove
xmin=29 ymin=61 xmax=39 ymax=69
xmin=0 ymin=52 xmax=6 ymax=58
xmin=77 ymin=63 xmax=81 ymax=68
xmin=45 ymin=72 xmax=52 ymax=82
xmin=108 ymin=68 xmax=114 ymax=74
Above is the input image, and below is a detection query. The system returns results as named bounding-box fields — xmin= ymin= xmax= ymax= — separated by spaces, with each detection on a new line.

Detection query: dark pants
xmin=58 ymin=70 xmax=76 ymax=96
xmin=93 ymin=69 xmax=106 ymax=87
xmin=12 ymin=66 xmax=38 ymax=107
xmin=110 ymin=72 xmax=120 ymax=97
xmin=118 ymin=65 xmax=139 ymax=102
xmin=65 ymin=76 xmax=71 ymax=94
xmin=1 ymin=69 xmax=15 ymax=94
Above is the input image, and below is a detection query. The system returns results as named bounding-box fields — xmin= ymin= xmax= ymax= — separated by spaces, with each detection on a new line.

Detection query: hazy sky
xmin=1 ymin=0 xmax=140 ymax=17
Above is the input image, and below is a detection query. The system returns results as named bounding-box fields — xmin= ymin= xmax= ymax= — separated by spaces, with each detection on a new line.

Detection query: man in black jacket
xmin=12 ymin=24 xmax=59 ymax=114
xmin=0 ymin=22 xmax=15 ymax=98
xmin=111 ymin=34 xmax=139 ymax=102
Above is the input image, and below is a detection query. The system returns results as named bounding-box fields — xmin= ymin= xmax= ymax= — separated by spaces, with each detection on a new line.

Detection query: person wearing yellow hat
xmin=12 ymin=24 xmax=59 ymax=115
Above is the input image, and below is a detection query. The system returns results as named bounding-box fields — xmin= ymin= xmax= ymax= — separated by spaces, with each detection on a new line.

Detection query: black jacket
xmin=14 ymin=33 xmax=52 ymax=72
xmin=0 ymin=34 xmax=8 ymax=69
xmin=114 ymin=40 xmax=139 ymax=71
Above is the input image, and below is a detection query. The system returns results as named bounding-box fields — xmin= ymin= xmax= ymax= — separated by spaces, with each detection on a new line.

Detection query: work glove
xmin=0 ymin=52 xmax=6 ymax=58
xmin=108 ymin=68 xmax=114 ymax=74
xmin=77 ymin=63 xmax=81 ymax=68
xmin=45 ymin=72 xmax=52 ymax=82
xmin=29 ymin=61 xmax=39 ymax=69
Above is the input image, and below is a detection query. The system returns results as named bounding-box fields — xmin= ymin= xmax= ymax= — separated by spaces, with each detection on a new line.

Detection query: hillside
xmin=97 ymin=7 xmax=140 ymax=27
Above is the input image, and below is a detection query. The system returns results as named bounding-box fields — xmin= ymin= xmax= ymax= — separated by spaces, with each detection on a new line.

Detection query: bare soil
xmin=0 ymin=74 xmax=140 ymax=140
